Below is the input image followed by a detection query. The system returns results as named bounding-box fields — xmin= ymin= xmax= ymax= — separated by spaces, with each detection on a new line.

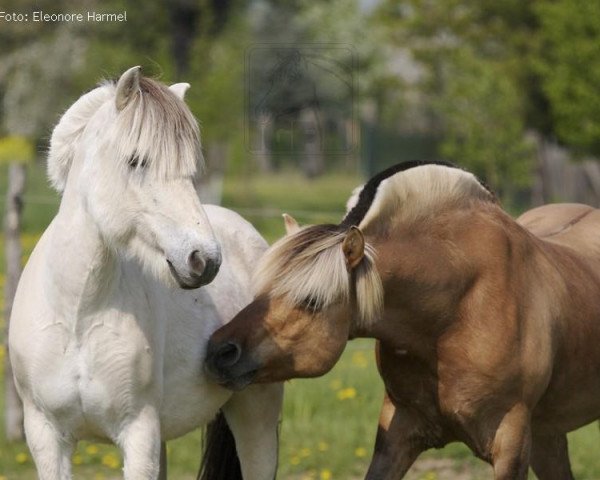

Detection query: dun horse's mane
xmin=48 ymin=76 xmax=202 ymax=192
xmin=343 ymin=161 xmax=496 ymax=231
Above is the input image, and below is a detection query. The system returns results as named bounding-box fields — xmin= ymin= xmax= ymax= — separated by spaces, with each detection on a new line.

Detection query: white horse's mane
xmin=48 ymin=76 xmax=202 ymax=192
xmin=253 ymin=224 xmax=384 ymax=327
xmin=48 ymin=84 xmax=113 ymax=191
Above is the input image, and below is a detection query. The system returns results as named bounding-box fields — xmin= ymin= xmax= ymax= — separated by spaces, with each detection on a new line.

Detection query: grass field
xmin=1 ymin=164 xmax=600 ymax=479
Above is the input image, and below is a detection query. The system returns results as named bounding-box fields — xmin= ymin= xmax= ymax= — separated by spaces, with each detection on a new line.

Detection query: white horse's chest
xmin=32 ymin=308 xmax=157 ymax=438
xmin=32 ymin=288 xmax=232 ymax=441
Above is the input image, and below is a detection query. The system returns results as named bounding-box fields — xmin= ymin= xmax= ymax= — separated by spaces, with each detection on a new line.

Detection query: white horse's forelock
xmin=254 ymin=225 xmax=383 ymax=327
xmin=47 ymin=76 xmax=203 ymax=193
xmin=109 ymin=76 xmax=202 ymax=181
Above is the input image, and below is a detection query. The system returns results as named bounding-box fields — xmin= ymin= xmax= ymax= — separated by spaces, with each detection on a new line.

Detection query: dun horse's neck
xmin=356 ymin=209 xmax=489 ymax=355
xmin=46 ymin=198 xmax=120 ymax=326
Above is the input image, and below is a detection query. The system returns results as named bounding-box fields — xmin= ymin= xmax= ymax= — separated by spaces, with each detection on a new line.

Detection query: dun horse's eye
xmin=127 ymin=154 xmax=148 ymax=169
xmin=300 ymin=296 xmax=321 ymax=312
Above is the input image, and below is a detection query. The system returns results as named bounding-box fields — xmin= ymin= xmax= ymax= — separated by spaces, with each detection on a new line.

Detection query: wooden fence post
xmin=4 ymin=162 xmax=26 ymax=441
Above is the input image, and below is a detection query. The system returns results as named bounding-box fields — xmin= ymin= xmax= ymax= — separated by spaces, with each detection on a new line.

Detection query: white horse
xmin=8 ymin=66 xmax=282 ymax=480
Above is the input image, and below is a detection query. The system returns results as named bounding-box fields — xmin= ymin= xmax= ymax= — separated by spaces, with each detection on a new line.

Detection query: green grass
xmin=2 ymin=164 xmax=600 ymax=479
xmin=222 ymin=169 xmax=361 ymax=243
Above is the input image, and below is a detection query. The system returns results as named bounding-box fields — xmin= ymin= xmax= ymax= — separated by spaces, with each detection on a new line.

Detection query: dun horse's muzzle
xmin=204 ymin=339 xmax=258 ymax=390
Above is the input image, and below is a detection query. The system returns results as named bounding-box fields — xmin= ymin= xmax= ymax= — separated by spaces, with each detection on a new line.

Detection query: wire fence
xmin=0 ymin=195 xmax=348 ymax=222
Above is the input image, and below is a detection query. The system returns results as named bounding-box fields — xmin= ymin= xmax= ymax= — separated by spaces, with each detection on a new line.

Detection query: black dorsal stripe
xmin=340 ymin=160 xmax=493 ymax=228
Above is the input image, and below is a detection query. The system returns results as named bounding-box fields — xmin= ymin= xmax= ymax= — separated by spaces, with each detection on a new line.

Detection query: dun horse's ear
xmin=169 ymin=82 xmax=190 ymax=100
xmin=115 ymin=66 xmax=141 ymax=111
xmin=342 ymin=226 xmax=365 ymax=269
xmin=283 ymin=213 xmax=300 ymax=235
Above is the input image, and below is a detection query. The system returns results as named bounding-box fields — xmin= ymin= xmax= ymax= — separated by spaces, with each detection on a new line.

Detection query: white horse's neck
xmin=46 ymin=190 xmax=126 ymax=330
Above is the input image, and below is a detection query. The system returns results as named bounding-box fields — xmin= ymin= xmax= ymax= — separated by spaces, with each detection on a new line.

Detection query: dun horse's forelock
xmin=253 ymin=225 xmax=347 ymax=307
xmin=111 ymin=77 xmax=202 ymax=180
xmin=253 ymin=224 xmax=383 ymax=326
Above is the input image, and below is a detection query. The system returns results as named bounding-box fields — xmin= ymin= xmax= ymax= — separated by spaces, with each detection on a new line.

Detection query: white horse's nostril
xmin=188 ymin=250 xmax=206 ymax=276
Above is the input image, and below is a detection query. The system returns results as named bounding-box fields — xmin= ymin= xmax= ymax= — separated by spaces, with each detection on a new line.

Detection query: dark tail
xmin=197 ymin=410 xmax=242 ymax=480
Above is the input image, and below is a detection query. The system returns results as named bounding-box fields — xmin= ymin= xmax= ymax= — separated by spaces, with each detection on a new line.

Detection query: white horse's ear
xmin=342 ymin=226 xmax=365 ymax=269
xmin=169 ymin=82 xmax=190 ymax=100
xmin=283 ymin=213 xmax=300 ymax=235
xmin=115 ymin=66 xmax=141 ymax=111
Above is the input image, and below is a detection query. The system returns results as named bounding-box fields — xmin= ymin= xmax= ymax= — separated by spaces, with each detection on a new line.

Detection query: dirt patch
xmin=405 ymin=457 xmax=489 ymax=480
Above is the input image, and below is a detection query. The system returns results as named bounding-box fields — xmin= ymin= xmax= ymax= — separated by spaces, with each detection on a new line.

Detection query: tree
xmin=535 ymin=0 xmax=600 ymax=157
xmin=377 ymin=0 xmax=536 ymax=196
xmin=434 ymin=48 xmax=533 ymax=198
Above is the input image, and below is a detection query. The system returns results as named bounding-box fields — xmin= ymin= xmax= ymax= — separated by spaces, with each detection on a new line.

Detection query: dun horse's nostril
xmin=215 ymin=342 xmax=242 ymax=369
xmin=188 ymin=250 xmax=206 ymax=275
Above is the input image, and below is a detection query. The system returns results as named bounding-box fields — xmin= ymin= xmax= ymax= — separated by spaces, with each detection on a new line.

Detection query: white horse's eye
xmin=127 ymin=154 xmax=148 ymax=169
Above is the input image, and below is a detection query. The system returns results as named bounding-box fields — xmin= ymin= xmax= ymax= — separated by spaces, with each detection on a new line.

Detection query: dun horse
xmin=206 ymin=160 xmax=600 ymax=479
xmin=9 ymin=67 xmax=282 ymax=480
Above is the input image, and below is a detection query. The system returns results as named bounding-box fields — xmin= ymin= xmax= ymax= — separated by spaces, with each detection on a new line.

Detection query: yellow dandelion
xmin=72 ymin=454 xmax=84 ymax=465
xmin=422 ymin=472 xmax=437 ymax=480
xmin=351 ymin=351 xmax=369 ymax=368
xmin=320 ymin=469 xmax=332 ymax=480
xmin=290 ymin=455 xmax=301 ymax=465
xmin=336 ymin=387 xmax=357 ymax=400
xmin=101 ymin=453 xmax=121 ymax=469
xmin=354 ymin=447 xmax=367 ymax=458
xmin=317 ymin=441 xmax=329 ymax=452
xmin=15 ymin=452 xmax=28 ymax=464
xmin=299 ymin=447 xmax=311 ymax=458
xmin=85 ymin=444 xmax=99 ymax=455
xmin=329 ymin=379 xmax=342 ymax=390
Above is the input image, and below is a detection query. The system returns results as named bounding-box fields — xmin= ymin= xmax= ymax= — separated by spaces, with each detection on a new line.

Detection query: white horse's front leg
xmin=23 ymin=402 xmax=74 ymax=480
xmin=118 ymin=406 xmax=161 ymax=480
xmin=223 ymin=383 xmax=283 ymax=480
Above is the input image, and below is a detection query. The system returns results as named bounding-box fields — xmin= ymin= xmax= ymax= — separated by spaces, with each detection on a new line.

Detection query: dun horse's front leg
xmin=365 ymin=393 xmax=425 ymax=480
xmin=117 ymin=406 xmax=161 ymax=480
xmin=222 ymin=383 xmax=283 ymax=480
xmin=490 ymin=403 xmax=531 ymax=480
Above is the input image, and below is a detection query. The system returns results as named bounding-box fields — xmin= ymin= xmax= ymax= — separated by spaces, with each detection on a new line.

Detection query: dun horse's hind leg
xmin=158 ymin=442 xmax=167 ymax=480
xmin=491 ymin=404 xmax=531 ymax=480
xmin=530 ymin=433 xmax=574 ymax=480
xmin=23 ymin=402 xmax=74 ymax=480
xmin=365 ymin=393 xmax=424 ymax=480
